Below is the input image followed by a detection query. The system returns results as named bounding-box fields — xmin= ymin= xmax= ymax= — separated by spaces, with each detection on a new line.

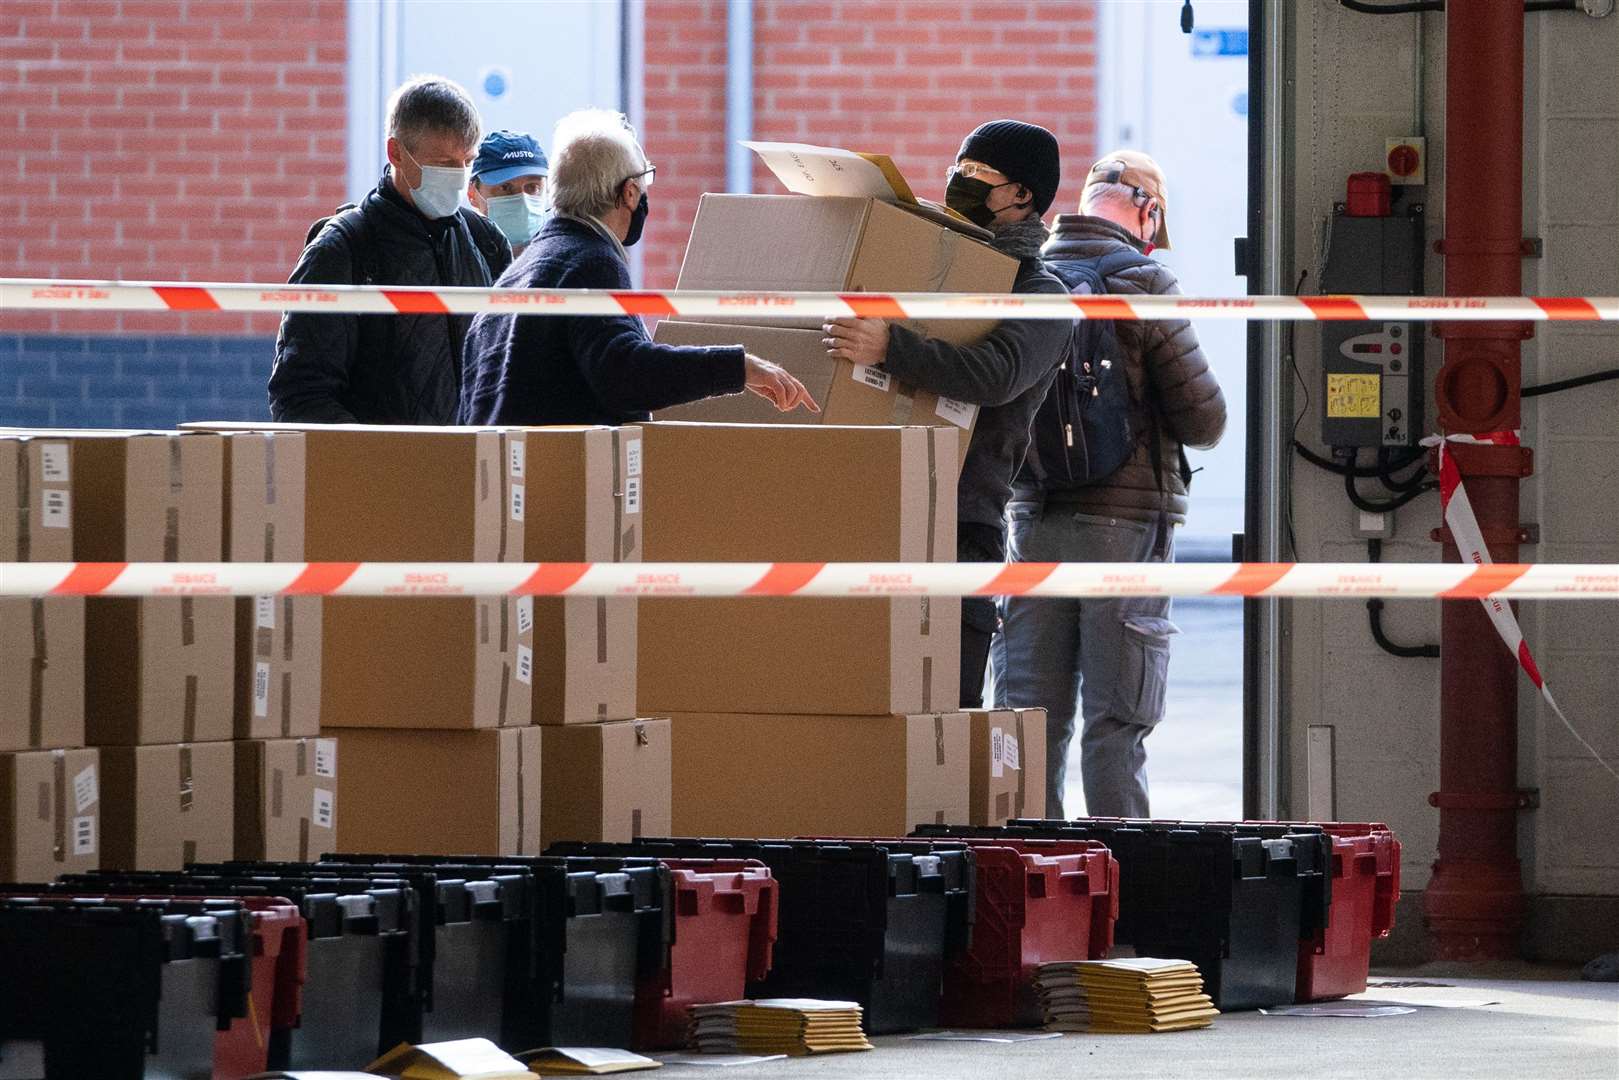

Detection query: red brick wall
xmin=2 ymin=0 xmax=348 ymax=334
xmin=640 ymin=0 xmax=1100 ymax=288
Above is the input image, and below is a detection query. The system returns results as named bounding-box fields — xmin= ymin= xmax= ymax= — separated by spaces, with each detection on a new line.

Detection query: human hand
xmin=822 ymin=317 xmax=890 ymax=367
xmin=744 ymin=354 xmax=821 ymax=413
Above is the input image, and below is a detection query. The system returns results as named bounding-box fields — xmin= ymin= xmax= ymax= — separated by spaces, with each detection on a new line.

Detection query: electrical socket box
xmin=1319 ymin=208 xmax=1426 ymax=449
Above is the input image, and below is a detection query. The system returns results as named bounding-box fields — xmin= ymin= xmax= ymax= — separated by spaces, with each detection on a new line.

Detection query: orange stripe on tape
xmin=840 ymin=294 xmax=908 ymax=319
xmin=1300 ymin=296 xmax=1368 ymax=320
xmin=383 ymin=290 xmax=450 ymax=314
xmin=1440 ymin=564 xmax=1529 ymax=599
xmin=1533 ymin=297 xmax=1600 ymax=321
xmin=152 ymin=286 xmax=220 ymax=311
xmin=613 ymin=292 xmax=679 ymax=317
xmin=744 ymin=562 xmax=826 ymax=596
xmin=50 ymin=562 xmax=127 ymax=595
xmin=976 ymin=563 xmax=1057 ymax=596
xmin=1212 ymin=563 xmax=1291 ymax=596
xmin=514 ymin=563 xmax=591 ymax=595
xmin=1073 ymin=296 xmax=1136 ymax=319
xmin=284 ymin=562 xmax=360 ymax=595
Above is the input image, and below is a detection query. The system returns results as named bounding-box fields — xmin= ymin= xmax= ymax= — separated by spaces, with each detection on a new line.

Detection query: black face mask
xmin=623 ymin=191 xmax=649 ymax=247
xmin=946 ymin=173 xmax=1018 ymax=228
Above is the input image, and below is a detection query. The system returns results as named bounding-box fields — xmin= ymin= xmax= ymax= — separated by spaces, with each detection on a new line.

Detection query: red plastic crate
xmin=632 ymin=858 xmax=778 ymax=1050
xmin=1295 ymin=824 xmax=1401 ymax=1001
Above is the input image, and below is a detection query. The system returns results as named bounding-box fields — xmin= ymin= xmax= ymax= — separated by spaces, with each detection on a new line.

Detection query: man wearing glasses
xmin=460 ymin=108 xmax=816 ymax=425
xmin=823 ymin=119 xmax=1072 ymax=709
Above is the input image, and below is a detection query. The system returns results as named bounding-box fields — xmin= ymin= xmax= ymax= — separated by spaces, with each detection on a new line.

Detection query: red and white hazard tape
xmin=3 ymin=561 xmax=1617 ymax=599
xmin=4 ymin=278 xmax=1619 ymax=321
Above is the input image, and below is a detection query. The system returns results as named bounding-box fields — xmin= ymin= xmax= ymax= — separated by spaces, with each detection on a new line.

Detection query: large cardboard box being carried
xmin=222 ymin=431 xmax=322 ymax=739
xmin=64 ymin=431 xmax=235 ymax=745
xmin=540 ymin=718 xmax=671 ymax=848
xmin=671 ymin=711 xmax=969 ymax=837
xmin=328 ymin=728 xmax=542 ymax=857
xmin=0 ymin=435 xmax=85 ymax=752
xmin=100 ymin=741 xmax=234 ymax=870
xmin=190 ymin=424 xmax=531 ymax=730
xmin=0 ymin=747 xmax=99 ymax=880
xmin=518 ymin=427 xmax=641 ymax=724
xmin=967 ymin=708 xmax=1048 ymax=826
xmin=638 ymin=423 xmax=959 ymax=716
xmin=234 ymin=736 xmax=337 ymax=861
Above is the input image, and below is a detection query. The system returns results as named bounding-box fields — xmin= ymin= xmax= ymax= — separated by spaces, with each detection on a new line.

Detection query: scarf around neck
xmin=990 ymin=216 xmax=1052 ymax=261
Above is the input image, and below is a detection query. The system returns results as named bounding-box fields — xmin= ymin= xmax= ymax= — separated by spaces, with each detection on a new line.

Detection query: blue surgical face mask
xmin=485 ymin=191 xmax=547 ymax=247
xmin=401 ymin=145 xmax=468 ymax=220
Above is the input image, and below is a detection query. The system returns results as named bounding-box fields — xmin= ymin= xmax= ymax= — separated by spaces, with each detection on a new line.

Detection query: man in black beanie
xmin=823 ymin=119 xmax=1072 ymax=709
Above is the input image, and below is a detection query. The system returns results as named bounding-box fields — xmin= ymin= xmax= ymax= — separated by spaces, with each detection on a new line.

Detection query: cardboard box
xmin=519 ymin=427 xmax=641 ymax=724
xmin=60 ymin=431 xmax=235 ymax=745
xmin=0 ymin=747 xmax=100 ymax=880
xmin=638 ymin=423 xmax=960 ymax=716
xmin=222 ymin=431 xmax=322 ymax=739
xmin=328 ymin=727 xmax=542 ymax=857
xmin=100 ymin=741 xmax=234 ymax=870
xmin=540 ymin=718 xmax=671 ymax=848
xmin=674 ymin=193 xmax=1018 ymax=345
xmin=0 ymin=435 xmax=85 ymax=752
xmin=967 ymin=708 xmax=1047 ymax=826
xmin=670 ymin=711 xmax=969 ymax=837
xmin=189 ymin=424 xmax=531 ymax=730
xmin=234 ymin=736 xmax=337 ymax=861
xmin=651 ymin=322 xmax=978 ymax=463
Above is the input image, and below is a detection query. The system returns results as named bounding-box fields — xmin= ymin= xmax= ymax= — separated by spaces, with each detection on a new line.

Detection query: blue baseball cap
xmin=473 ymin=130 xmax=549 ymax=185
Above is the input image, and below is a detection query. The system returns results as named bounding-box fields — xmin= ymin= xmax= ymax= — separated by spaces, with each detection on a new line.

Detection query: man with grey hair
xmin=270 ymin=74 xmax=511 ymax=424
xmin=459 ymin=108 xmax=816 ymax=425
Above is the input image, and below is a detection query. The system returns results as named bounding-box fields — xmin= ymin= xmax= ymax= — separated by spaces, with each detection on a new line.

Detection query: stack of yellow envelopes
xmin=687 ymin=999 xmax=874 ymax=1056
xmin=1034 ymin=958 xmax=1219 ymax=1034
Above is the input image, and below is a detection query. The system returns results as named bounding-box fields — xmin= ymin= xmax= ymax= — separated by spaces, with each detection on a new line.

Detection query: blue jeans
xmin=990 ymin=505 xmax=1178 ymax=818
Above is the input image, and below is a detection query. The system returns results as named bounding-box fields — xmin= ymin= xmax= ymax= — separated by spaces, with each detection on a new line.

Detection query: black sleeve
xmin=561 ymin=259 xmax=747 ymax=415
xmin=268 ymin=229 xmax=361 ymax=423
xmin=878 ymin=273 xmax=1072 ymax=407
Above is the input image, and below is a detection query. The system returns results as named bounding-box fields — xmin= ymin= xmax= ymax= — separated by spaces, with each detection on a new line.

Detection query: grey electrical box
xmin=1319 ymin=210 xmax=1426 ymax=448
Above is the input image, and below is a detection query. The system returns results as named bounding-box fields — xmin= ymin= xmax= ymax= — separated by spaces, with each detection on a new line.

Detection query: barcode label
xmin=73 ymin=764 xmax=98 ymax=813
xmin=39 ymin=443 xmax=69 ymax=483
xmin=516 ymin=596 xmax=534 ymax=636
xmin=516 ymin=644 xmax=533 ymax=685
xmin=253 ymin=662 xmax=271 ymax=718
xmin=509 ymin=439 xmax=525 ymax=479
xmin=510 ymin=484 xmax=525 ymax=522
xmin=1004 ymin=732 xmax=1021 ymax=771
xmin=624 ymin=475 xmax=641 ymax=515
xmin=625 ymin=438 xmax=642 ymax=478
xmin=312 ymin=788 xmax=334 ymax=830
xmin=255 ymin=595 xmax=276 ymax=630
xmin=42 ymin=489 xmax=69 ymax=528
xmin=852 ymin=364 xmax=892 ymax=392
xmin=936 ymin=396 xmax=979 ymax=429
xmin=314 ymin=738 xmax=337 ymax=778
xmin=991 ymin=727 xmax=1005 ymax=779
xmin=73 ymin=815 xmax=96 ymax=857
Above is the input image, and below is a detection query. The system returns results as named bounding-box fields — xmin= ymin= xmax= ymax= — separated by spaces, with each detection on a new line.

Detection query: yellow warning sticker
xmin=1327 ymin=373 xmax=1382 ymax=419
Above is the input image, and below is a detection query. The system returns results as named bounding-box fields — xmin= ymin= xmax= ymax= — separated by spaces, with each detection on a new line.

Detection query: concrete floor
xmin=657 ymin=966 xmax=1619 ymax=1080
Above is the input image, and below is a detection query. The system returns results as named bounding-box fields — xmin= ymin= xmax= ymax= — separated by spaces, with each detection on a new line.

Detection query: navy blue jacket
xmin=458 ymin=215 xmax=745 ymax=425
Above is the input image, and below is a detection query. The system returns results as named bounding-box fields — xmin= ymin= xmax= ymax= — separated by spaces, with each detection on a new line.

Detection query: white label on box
xmin=516 ymin=596 xmax=534 ymax=636
xmin=255 ymin=595 xmax=276 ymax=630
xmin=73 ymin=764 xmax=98 ymax=813
xmin=509 ymin=439 xmax=525 ymax=479
xmin=936 ymin=396 xmax=979 ymax=429
xmin=1004 ymin=732 xmax=1021 ymax=771
xmin=624 ymin=475 xmax=641 ymax=515
xmin=510 ymin=484 xmax=525 ymax=522
xmin=73 ymin=815 xmax=95 ymax=857
xmin=314 ymin=738 xmax=337 ymax=779
xmin=852 ymin=364 xmax=892 ymax=393
xmin=42 ymin=489 xmax=69 ymax=529
xmin=625 ymin=438 xmax=642 ymax=479
xmin=312 ymin=788 xmax=334 ymax=831
xmin=253 ymin=662 xmax=271 ymax=718
xmin=991 ymin=727 xmax=1005 ymax=779
xmin=39 ymin=443 xmax=69 ymax=483
xmin=516 ymin=644 xmax=533 ymax=685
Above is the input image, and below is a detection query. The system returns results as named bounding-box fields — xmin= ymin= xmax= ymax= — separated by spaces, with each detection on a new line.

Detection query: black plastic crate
xmin=545 ymin=837 xmax=974 ymax=1035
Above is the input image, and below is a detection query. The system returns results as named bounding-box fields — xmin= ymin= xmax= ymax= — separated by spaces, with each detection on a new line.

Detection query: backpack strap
xmin=456 ymin=207 xmax=510 ymax=281
xmin=320 ymin=206 xmax=382 ymax=287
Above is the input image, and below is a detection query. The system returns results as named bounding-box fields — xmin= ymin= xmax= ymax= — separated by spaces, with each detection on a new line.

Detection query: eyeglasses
xmin=946 ymin=161 xmax=1009 ymax=183
xmin=623 ymin=164 xmax=656 ymax=189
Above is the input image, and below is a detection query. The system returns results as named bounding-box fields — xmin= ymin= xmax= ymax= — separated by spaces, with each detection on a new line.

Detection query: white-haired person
xmin=458 ymin=109 xmax=816 ymax=424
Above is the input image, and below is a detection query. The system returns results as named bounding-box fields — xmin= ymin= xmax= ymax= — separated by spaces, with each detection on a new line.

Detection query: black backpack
xmin=1033 ymin=249 xmax=1156 ymax=489
xmin=303 ymin=202 xmax=509 ymax=286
